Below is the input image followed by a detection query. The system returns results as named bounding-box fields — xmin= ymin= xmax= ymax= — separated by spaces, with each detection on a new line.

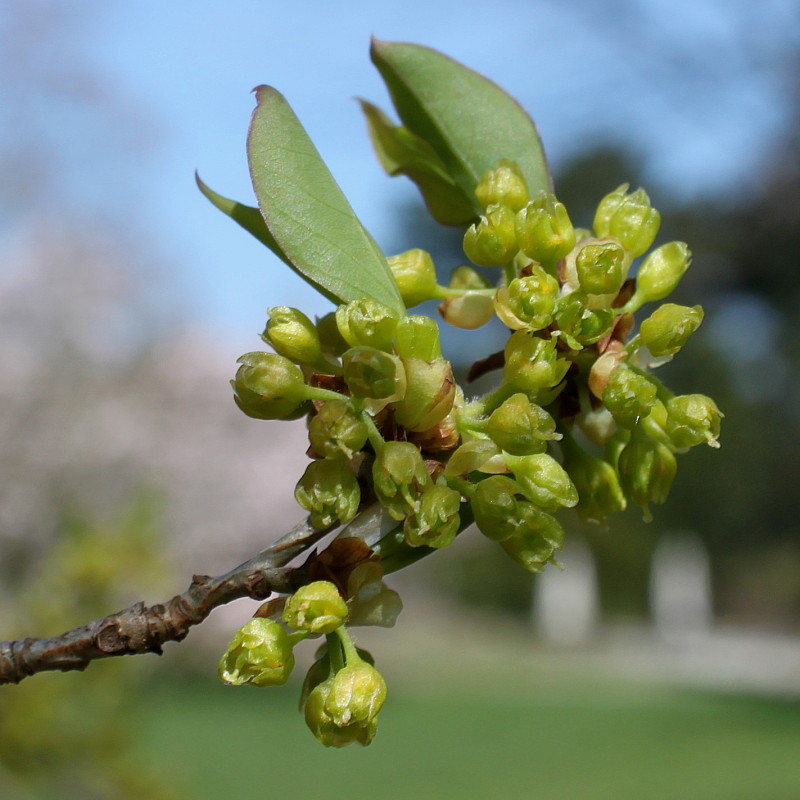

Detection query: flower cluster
xmin=223 ymin=163 xmax=721 ymax=747
xmin=219 ymin=579 xmax=392 ymax=747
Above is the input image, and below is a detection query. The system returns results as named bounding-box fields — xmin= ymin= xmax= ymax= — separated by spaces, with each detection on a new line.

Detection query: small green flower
xmin=593 ymin=184 xmax=660 ymax=256
xmin=494 ymin=267 xmax=560 ymax=331
xmin=342 ymin=346 xmax=404 ymax=399
xmin=295 ymin=460 xmax=360 ymax=529
xmin=304 ymin=675 xmax=379 ymax=748
xmin=487 ymin=393 xmax=560 ymax=456
xmin=665 ymin=394 xmax=723 ymax=449
xmin=504 ymin=331 xmax=570 ymax=395
xmin=475 ymin=159 xmax=529 ymax=212
xmin=393 ymin=358 xmax=456 ymax=432
xmin=404 ymin=484 xmax=462 ymax=548
xmin=231 ymin=352 xmax=308 ymax=420
xmin=553 ymin=292 xmax=615 ymax=348
xmin=639 ymin=303 xmax=704 ymax=357
xmin=627 ymin=242 xmax=692 ymax=310
xmin=470 ymin=475 xmax=527 ymax=542
xmin=504 ymin=453 xmax=579 ymax=512
xmin=283 ymin=581 xmax=349 ymax=634
xmin=515 ymin=193 xmax=576 ymax=263
xmin=262 ymin=306 xmax=324 ymax=367
xmin=603 ymin=363 xmax=658 ymax=429
xmin=335 ymin=298 xmax=401 ymax=352
xmin=463 ymin=203 xmax=518 ymax=266
xmin=372 ymin=441 xmax=432 ymax=520
xmin=618 ymin=425 xmax=677 ymax=519
xmin=308 ymin=400 xmax=368 ymax=459
xmin=394 ymin=315 xmax=442 ymax=360
xmin=575 ymin=240 xmax=628 ymax=296
xmin=500 ymin=506 xmax=565 ymax=573
xmin=325 ymin=662 xmax=387 ymax=727
xmin=388 ymin=248 xmax=438 ymax=308
xmin=218 ymin=619 xmax=294 ymax=687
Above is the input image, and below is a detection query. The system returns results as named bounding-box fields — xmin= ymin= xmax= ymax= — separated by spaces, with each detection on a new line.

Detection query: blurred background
xmin=1 ymin=0 xmax=799 ymax=797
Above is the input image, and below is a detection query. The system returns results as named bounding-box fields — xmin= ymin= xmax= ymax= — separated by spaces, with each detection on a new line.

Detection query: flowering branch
xmin=0 ymin=518 xmax=331 ymax=686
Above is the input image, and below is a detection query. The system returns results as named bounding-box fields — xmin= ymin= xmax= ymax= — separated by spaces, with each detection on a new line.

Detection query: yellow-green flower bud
xmin=218 ymin=618 xmax=294 ymax=687
xmin=335 ymin=299 xmax=401 ymax=352
xmin=282 ymin=580 xmax=348 ymax=634
xmin=504 ymin=331 xmax=571 ymax=394
xmin=387 ymin=248 xmax=438 ymax=308
xmin=342 ymin=346 xmax=403 ymax=399
xmin=304 ymin=676 xmax=378 ymax=748
xmin=439 ymin=291 xmax=496 ymax=329
xmin=475 ymin=159 xmax=529 ymax=212
xmin=232 ymin=352 xmax=308 ymax=420
xmin=493 ymin=267 xmax=559 ymax=331
xmin=308 ymin=400 xmax=368 ymax=459
xmin=394 ymin=358 xmax=455 ymax=432
xmin=470 ymin=475 xmax=526 ymax=542
xmin=262 ymin=306 xmax=323 ymax=366
xmin=553 ymin=292 xmax=615 ymax=348
xmin=594 ymin=184 xmax=660 ymax=256
xmin=575 ymin=241 xmax=628 ymax=296
xmin=316 ymin=312 xmax=350 ymax=358
xmin=505 ymin=453 xmax=579 ymax=512
xmin=325 ymin=662 xmax=387 ymax=727
xmin=561 ymin=434 xmax=626 ymax=524
xmin=602 ymin=363 xmax=658 ymax=429
xmin=449 ymin=264 xmax=490 ymax=291
xmin=295 ymin=460 xmax=360 ymax=529
xmin=515 ymin=193 xmax=576 ymax=263
xmin=395 ymin=315 xmax=442 ymax=360
xmin=487 ymin=393 xmax=560 ymax=455
xmin=500 ymin=507 xmax=564 ymax=573
xmin=443 ymin=439 xmax=503 ymax=477
xmin=372 ymin=441 xmax=432 ymax=520
xmin=665 ymin=394 xmax=723 ymax=449
xmin=463 ymin=203 xmax=518 ymax=266
xmin=404 ymin=484 xmax=461 ymax=548
xmin=639 ymin=303 xmax=704 ymax=357
xmin=630 ymin=242 xmax=691 ymax=307
xmin=618 ymin=426 xmax=677 ymax=519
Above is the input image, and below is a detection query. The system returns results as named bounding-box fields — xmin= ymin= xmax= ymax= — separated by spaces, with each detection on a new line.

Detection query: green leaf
xmin=358 ymin=100 xmax=476 ymax=226
xmin=195 ymin=173 xmax=341 ymax=306
xmin=247 ymin=85 xmax=404 ymax=313
xmin=370 ymin=39 xmax=551 ymax=210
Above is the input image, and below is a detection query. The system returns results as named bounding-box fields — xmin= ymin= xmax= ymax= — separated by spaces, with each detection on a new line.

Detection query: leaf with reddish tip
xmin=247 ymin=85 xmax=404 ymax=313
xmin=370 ymin=39 xmax=551 ymax=209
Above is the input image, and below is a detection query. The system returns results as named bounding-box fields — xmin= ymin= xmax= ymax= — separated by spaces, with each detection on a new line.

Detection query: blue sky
xmin=3 ymin=0 xmax=798 ymax=350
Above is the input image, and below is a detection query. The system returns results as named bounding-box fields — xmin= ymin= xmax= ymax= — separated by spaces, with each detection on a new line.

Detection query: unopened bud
xmin=218 ymin=618 xmax=294 ymax=687
xmin=487 ymin=393 xmax=560 ymax=455
xmin=515 ymin=193 xmax=576 ymax=263
xmin=326 ymin=662 xmax=387 ymax=727
xmin=603 ymin=363 xmax=658 ymax=429
xmin=263 ymin=306 xmax=323 ymax=366
xmin=335 ymin=299 xmax=400 ymax=352
xmin=594 ymin=185 xmax=660 ymax=256
xmin=665 ymin=394 xmax=723 ymax=449
xmin=639 ymin=303 xmax=704 ymax=357
xmin=342 ymin=346 xmax=404 ymax=399
xmin=372 ymin=441 xmax=432 ymax=520
xmin=504 ymin=331 xmax=570 ymax=394
xmin=561 ymin=434 xmax=626 ymax=523
xmin=463 ymin=203 xmax=518 ymax=266
xmin=493 ymin=267 xmax=559 ymax=331
xmin=394 ymin=357 xmax=455 ymax=432
xmin=404 ymin=484 xmax=462 ymax=548
xmin=630 ymin=242 xmax=691 ymax=308
xmin=316 ymin=312 xmax=350 ymax=358
xmin=443 ymin=438 xmax=503 ymax=477
xmin=232 ymin=352 xmax=308 ymax=420
xmin=282 ymin=580 xmax=348 ymax=634
xmin=394 ymin=315 xmax=442 ymax=360
xmin=387 ymin=249 xmax=438 ymax=308
xmin=504 ymin=452 xmax=579 ymax=511
xmin=295 ymin=459 xmax=360 ymax=529
xmin=475 ymin=160 xmax=529 ymax=212
xmin=439 ymin=291 xmax=496 ymax=329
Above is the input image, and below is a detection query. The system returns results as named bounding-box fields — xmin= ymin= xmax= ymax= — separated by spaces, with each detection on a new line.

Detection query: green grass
xmin=133 ymin=668 xmax=800 ymax=800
